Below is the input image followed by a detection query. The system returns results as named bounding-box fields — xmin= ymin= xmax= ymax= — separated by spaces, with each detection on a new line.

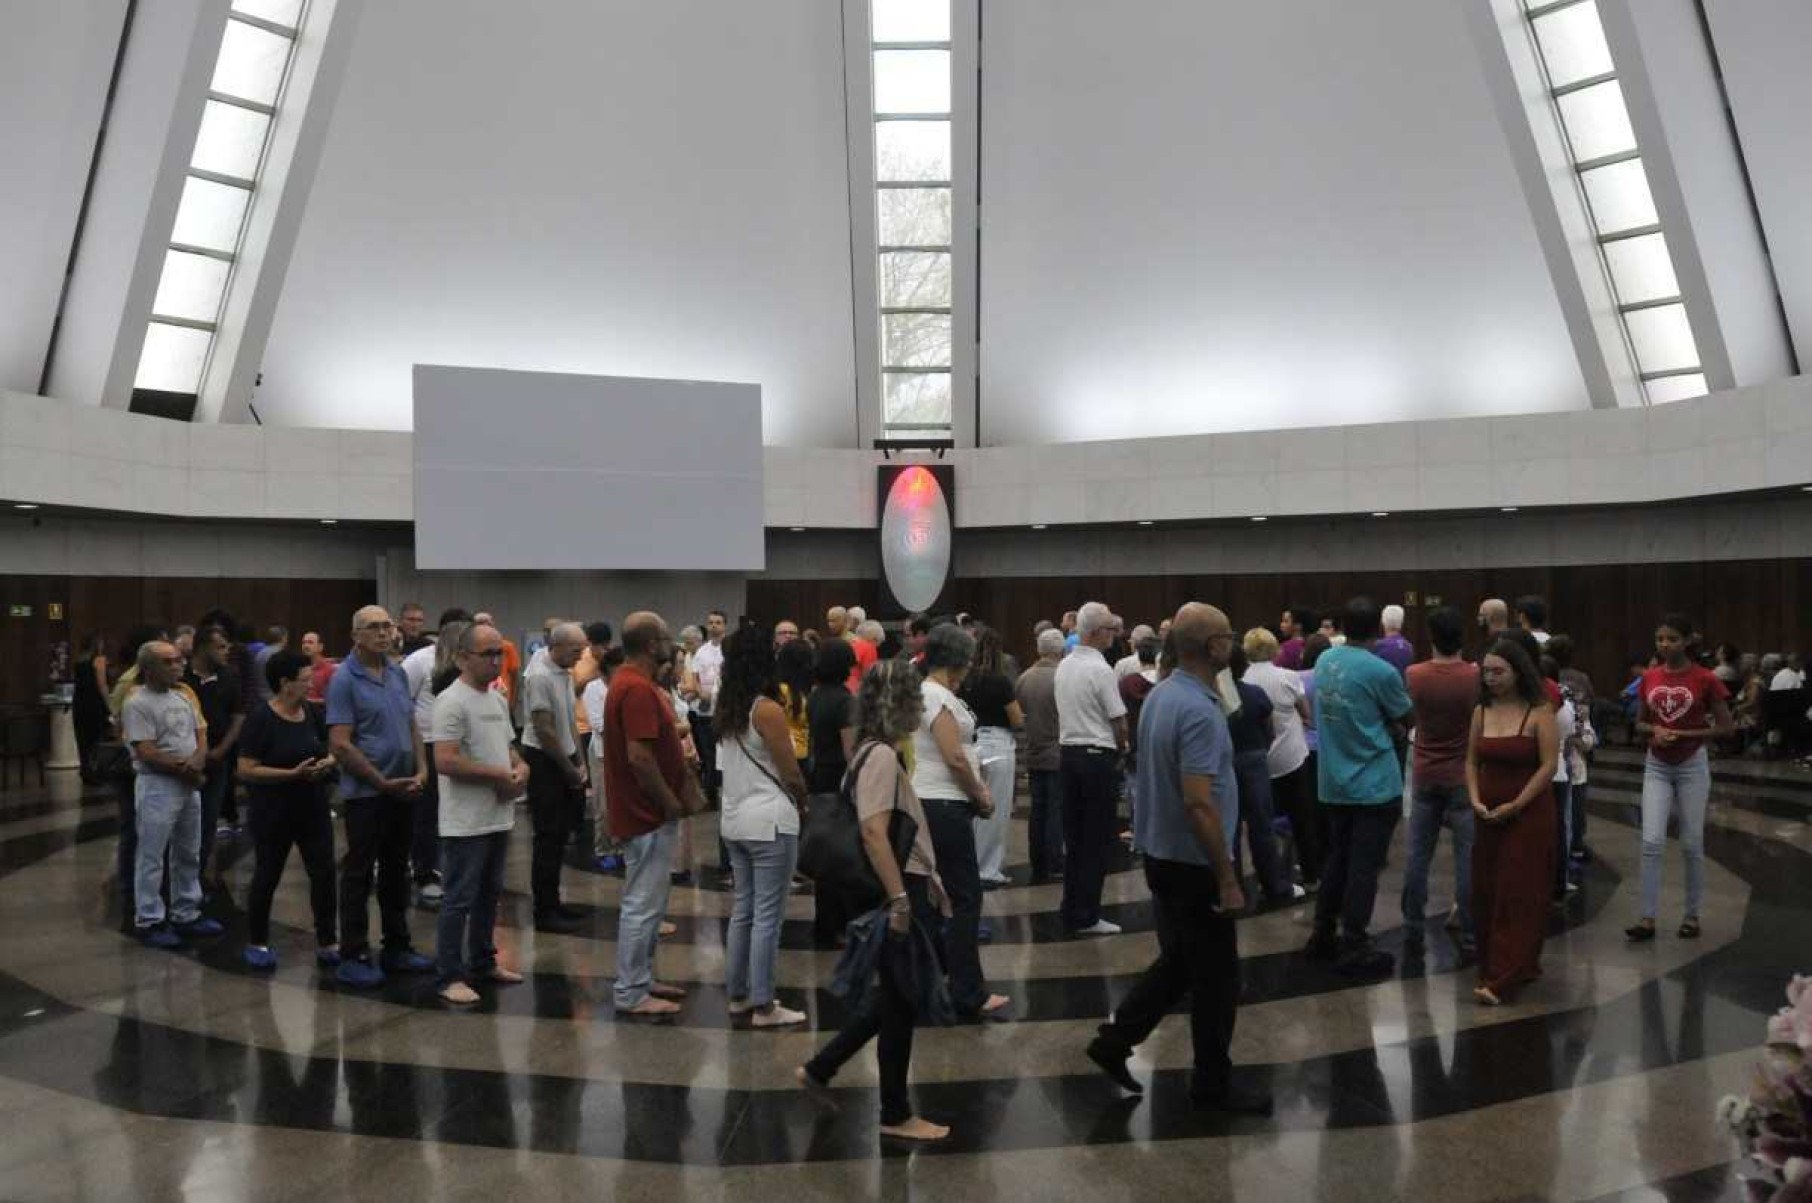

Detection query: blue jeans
xmin=725 ymin=833 xmax=799 ymax=1008
xmin=613 ymin=821 xmax=678 ymax=1009
xmin=1027 ymin=768 xmax=1064 ymax=880
xmin=134 ymin=774 xmax=203 ymax=929
xmin=923 ymin=797 xmax=990 ymax=1014
xmin=436 ymin=830 xmax=509 ymax=987
xmin=1233 ymin=749 xmax=1291 ymax=899
xmin=1400 ymin=781 xmax=1474 ymax=938
xmin=1640 ymin=750 xmax=1710 ymax=920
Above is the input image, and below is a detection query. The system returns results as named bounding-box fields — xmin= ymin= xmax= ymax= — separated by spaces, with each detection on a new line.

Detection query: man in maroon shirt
xmin=606 ymin=611 xmax=707 ymax=1016
xmin=1400 ymin=606 xmax=1479 ymax=956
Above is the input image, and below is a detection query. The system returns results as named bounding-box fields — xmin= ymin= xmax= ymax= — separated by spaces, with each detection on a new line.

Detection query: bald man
xmin=1087 ymin=603 xmax=1269 ymax=1115
xmin=326 ymin=605 xmax=430 ymax=987
xmin=825 ymin=607 xmax=848 ymax=640
xmin=523 ymin=621 xmax=589 ymax=930
xmin=1477 ymin=598 xmax=1509 ymax=638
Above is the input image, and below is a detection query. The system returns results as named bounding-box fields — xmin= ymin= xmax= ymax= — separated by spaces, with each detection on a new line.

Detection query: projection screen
xmin=412 ymin=365 xmax=765 ymax=571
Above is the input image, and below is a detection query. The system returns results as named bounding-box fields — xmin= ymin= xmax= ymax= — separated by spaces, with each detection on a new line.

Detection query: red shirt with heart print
xmin=1639 ymin=663 xmax=1729 ymax=764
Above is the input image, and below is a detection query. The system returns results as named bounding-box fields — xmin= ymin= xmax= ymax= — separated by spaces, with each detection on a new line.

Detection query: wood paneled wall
xmin=0 ymin=575 xmax=376 ymax=706
xmin=750 ymin=559 xmax=1812 ymax=698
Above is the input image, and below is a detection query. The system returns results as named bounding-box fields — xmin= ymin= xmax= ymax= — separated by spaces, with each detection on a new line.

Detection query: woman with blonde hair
xmin=1240 ymin=626 xmax=1320 ymax=891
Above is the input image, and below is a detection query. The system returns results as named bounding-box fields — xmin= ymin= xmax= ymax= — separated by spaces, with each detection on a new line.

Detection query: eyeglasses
xmin=465 ymin=649 xmax=506 ymax=659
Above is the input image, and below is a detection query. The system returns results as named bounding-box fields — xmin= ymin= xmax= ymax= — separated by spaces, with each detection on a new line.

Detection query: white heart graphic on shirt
xmin=1649 ymin=685 xmax=1695 ymax=724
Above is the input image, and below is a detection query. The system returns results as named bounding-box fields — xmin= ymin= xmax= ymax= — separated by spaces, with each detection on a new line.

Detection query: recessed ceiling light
xmin=13 ymin=503 xmax=39 ymax=511
xmin=1501 ymin=506 xmax=1519 ymax=513
xmin=1371 ymin=511 xmax=1390 ymax=518
xmin=1802 ymin=485 xmax=1812 ymax=493
xmin=1031 ymin=523 xmax=1047 ymax=530
xmin=319 ymin=518 xmax=338 ymax=525
xmin=788 ymin=526 xmax=805 ymax=533
xmin=1250 ymin=516 xmax=1267 ymax=523
xmin=1137 ymin=520 xmax=1154 ymax=526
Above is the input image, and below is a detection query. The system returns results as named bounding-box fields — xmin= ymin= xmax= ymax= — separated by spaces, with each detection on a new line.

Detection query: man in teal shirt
xmin=1309 ymin=597 xmax=1413 ymax=977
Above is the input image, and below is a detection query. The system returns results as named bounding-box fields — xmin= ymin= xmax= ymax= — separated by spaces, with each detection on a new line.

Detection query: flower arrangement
xmin=1720 ymin=975 xmax=1812 ymax=1201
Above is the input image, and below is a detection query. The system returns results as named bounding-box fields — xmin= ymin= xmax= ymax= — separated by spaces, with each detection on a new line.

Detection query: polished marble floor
xmin=0 ymin=748 xmax=1805 ymax=1200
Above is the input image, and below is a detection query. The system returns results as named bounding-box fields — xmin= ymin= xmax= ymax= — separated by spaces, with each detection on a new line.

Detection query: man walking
xmin=122 ymin=641 xmax=224 ymax=948
xmin=326 ymin=605 xmax=430 ymax=987
xmin=1307 ymin=597 xmax=1414 ymax=977
xmin=523 ymin=621 xmax=589 ymax=931
xmin=431 ymin=623 xmax=529 ymax=1005
xmin=1400 ymin=606 xmax=1479 ymax=956
xmin=1086 ymin=604 xmax=1269 ymax=1114
xmin=1055 ymin=601 xmax=1130 ymax=935
xmin=607 ymin=613 xmax=707 ymax=1015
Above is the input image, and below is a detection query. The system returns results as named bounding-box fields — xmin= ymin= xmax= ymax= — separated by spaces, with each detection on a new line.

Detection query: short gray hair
xmin=1036 ymin=628 xmax=1066 ymax=658
xmin=847 ymin=605 xmax=867 ymax=627
xmin=678 ymin=625 xmax=702 ymax=644
xmin=1076 ymin=601 xmax=1114 ymax=637
xmin=856 ymin=619 xmax=884 ymax=643
xmin=920 ymin=622 xmax=975 ymax=671
xmin=1381 ymin=604 xmax=1405 ymax=633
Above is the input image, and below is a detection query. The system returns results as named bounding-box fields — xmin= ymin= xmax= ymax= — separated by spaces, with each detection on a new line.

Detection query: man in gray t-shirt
xmin=120 ymin=641 xmax=220 ymax=943
xmin=1015 ymin=627 xmax=1068 ymax=882
xmin=521 ymin=621 xmax=588 ymax=928
xmin=430 ymin=623 xmax=530 ymax=1003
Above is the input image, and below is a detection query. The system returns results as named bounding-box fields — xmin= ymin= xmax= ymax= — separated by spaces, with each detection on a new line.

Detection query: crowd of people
xmin=76 ymin=588 xmax=1761 ymax=1141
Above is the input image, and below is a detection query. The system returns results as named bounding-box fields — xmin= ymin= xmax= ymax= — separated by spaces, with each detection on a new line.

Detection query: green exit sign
xmin=7 ymin=605 xmax=31 ymax=618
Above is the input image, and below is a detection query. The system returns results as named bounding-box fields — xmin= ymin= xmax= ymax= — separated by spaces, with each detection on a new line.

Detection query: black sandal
xmin=1677 ymin=919 xmax=1701 ymax=939
xmin=1624 ymin=923 xmax=1657 ymax=942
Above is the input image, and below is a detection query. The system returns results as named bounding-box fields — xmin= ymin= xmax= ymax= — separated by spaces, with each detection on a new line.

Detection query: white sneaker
xmin=1073 ymin=919 xmax=1123 ymax=936
xmin=727 ymin=998 xmax=755 ymax=1016
xmin=751 ymin=1004 xmax=807 ymax=1028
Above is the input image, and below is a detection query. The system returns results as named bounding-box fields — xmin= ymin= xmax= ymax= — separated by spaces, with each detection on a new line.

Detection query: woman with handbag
xmin=797 ymin=657 xmax=953 ymax=1141
xmin=914 ymin=623 xmax=1010 ymax=1019
xmin=715 ymin=625 xmax=811 ymax=1027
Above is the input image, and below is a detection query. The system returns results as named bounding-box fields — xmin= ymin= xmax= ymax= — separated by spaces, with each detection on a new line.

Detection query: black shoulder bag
xmin=797 ymin=740 xmax=918 ymax=910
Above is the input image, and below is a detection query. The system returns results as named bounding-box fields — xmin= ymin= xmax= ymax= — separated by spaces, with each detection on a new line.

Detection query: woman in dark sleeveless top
xmin=1467 ymin=638 xmax=1560 ymax=1006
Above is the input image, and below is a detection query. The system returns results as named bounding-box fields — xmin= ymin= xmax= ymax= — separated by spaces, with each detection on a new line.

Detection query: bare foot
xmin=794 ymin=1065 xmax=829 ymax=1089
xmin=649 ymin=982 xmax=688 ymax=1000
xmin=1473 ymin=986 xmax=1502 ymax=1006
xmin=879 ymin=1116 xmax=950 ymax=1142
xmin=979 ymin=994 xmax=1011 ymax=1015
xmin=439 ymin=982 xmax=480 ymax=1006
xmin=618 ymin=996 xmax=681 ymax=1016
xmin=485 ymin=966 xmax=524 ymax=984
xmin=658 ymin=921 xmax=678 ymax=938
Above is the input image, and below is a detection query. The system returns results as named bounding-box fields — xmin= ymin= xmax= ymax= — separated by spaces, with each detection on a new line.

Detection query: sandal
xmin=1624 ymin=923 xmax=1656 ymax=943
xmin=1677 ymin=919 xmax=1701 ymax=939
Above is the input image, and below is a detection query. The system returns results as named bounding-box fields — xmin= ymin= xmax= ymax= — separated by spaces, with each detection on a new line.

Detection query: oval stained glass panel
xmin=879 ymin=466 xmax=951 ymax=613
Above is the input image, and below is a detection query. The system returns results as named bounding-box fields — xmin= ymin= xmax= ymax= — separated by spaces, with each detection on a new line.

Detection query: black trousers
xmin=1027 ymin=767 xmax=1065 ymax=880
xmin=523 ymin=745 xmax=582 ymax=916
xmin=246 ymin=794 xmax=337 ymax=946
xmin=1098 ymin=856 xmax=1240 ymax=1099
xmin=805 ymin=876 xmax=931 ymax=1126
xmin=921 ymin=797 xmax=987 ymax=1014
xmin=1273 ymin=760 xmax=1324 ymax=886
xmin=1059 ymin=746 xmax=1119 ymax=930
xmin=197 ymin=760 xmax=233 ymax=881
xmin=412 ymin=752 xmax=441 ymax=884
xmin=339 ymin=795 xmax=414 ymax=958
xmin=1312 ymin=803 xmax=1399 ymax=947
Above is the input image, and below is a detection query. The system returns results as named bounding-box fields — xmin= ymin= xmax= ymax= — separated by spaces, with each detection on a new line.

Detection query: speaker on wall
xmin=875 ymin=464 xmax=955 ymax=618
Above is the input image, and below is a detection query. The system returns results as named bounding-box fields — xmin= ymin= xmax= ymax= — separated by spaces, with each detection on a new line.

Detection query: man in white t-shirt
xmin=1055 ymin=601 xmax=1130 ymax=936
xmin=401 ymin=608 xmax=471 ymax=908
xmin=1768 ymin=653 xmax=1805 ymax=692
xmin=686 ymin=610 xmax=727 ymax=804
xmin=430 ymin=622 xmax=529 ymax=1005
xmin=1114 ymin=625 xmax=1156 ymax=679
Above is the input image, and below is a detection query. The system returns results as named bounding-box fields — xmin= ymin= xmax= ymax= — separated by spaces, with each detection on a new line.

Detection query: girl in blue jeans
xmin=715 ymin=626 xmax=811 ymax=1027
xmin=1627 ymin=615 xmax=1733 ymax=942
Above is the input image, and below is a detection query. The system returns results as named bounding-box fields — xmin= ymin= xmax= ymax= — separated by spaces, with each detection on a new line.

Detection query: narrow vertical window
xmin=1523 ymin=0 xmax=1704 ymax=403
xmin=133 ymin=1 xmax=306 ymax=409
xmin=873 ymin=0 xmax=954 ymax=435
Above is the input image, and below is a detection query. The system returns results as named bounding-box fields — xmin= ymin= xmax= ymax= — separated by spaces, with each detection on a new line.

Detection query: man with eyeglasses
xmin=326 ymin=605 xmax=430 ymax=987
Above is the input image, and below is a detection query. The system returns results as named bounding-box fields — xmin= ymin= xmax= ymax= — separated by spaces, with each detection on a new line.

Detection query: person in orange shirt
xmin=473 ymin=611 xmax=521 ymax=724
xmin=848 ymin=618 xmax=881 ymax=692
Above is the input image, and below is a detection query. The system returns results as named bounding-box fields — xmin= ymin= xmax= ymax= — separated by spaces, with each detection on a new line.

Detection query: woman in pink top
xmin=1627 ymin=613 xmax=1732 ymax=943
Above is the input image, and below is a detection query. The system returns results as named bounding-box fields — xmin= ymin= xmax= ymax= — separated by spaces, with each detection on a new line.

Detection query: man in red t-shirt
xmin=1400 ymin=606 xmax=1480 ymax=953
xmin=605 ymin=611 xmax=706 ymax=1016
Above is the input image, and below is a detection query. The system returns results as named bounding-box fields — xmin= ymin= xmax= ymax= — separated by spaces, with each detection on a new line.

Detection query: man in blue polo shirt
xmin=1085 ymin=603 xmax=1270 ymax=1116
xmin=327 ymin=604 xmax=430 ymax=987
xmin=1308 ymin=596 xmax=1414 ymax=978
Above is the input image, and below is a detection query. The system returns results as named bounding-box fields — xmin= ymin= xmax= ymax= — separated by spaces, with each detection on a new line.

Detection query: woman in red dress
xmin=1467 ymin=638 xmax=1560 ymax=1006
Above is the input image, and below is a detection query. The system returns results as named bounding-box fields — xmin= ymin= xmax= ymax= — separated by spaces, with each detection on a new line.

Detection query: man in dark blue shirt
xmin=1086 ymin=603 xmax=1271 ymax=1116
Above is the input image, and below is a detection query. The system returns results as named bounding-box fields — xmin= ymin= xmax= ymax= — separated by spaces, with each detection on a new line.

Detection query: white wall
xmin=252 ymin=0 xmax=858 ymax=446
xmin=0 ymin=1 xmax=125 ymax=393
xmin=1703 ymin=0 xmax=1812 ymax=369
xmin=977 ymin=0 xmax=1591 ymax=444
